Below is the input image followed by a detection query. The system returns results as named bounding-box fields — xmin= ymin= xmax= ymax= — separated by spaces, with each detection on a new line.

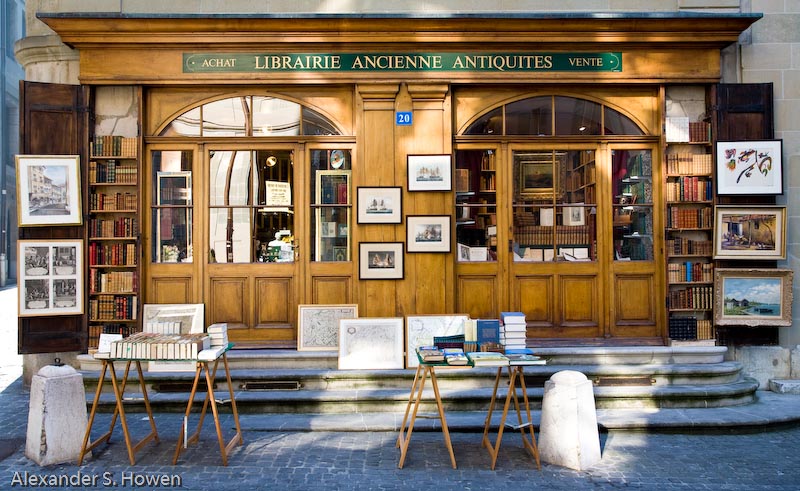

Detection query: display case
xmin=455 ymin=149 xmax=497 ymax=262
xmin=314 ymin=169 xmax=351 ymax=262
xmin=87 ymin=135 xmax=141 ymax=349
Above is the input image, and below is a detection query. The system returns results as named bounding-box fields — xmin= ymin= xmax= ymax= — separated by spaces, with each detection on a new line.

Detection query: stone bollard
xmin=537 ymin=370 xmax=601 ymax=471
xmin=26 ymin=359 xmax=89 ymax=465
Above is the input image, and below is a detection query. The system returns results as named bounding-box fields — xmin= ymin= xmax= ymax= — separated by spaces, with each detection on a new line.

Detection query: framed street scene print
xmin=297 ymin=304 xmax=358 ymax=351
xmin=16 ymin=155 xmax=83 ymax=226
xmin=714 ymin=268 xmax=793 ymax=327
xmin=357 ymin=186 xmax=402 ymax=224
xmin=716 ymin=140 xmax=783 ymax=195
xmin=713 ymin=206 xmax=786 ymax=260
xmin=407 ymin=154 xmax=452 ymax=192
xmin=19 ymin=239 xmax=83 ymax=316
xmin=406 ymin=215 xmax=451 ymax=253
xmin=359 ymin=242 xmax=404 ymax=280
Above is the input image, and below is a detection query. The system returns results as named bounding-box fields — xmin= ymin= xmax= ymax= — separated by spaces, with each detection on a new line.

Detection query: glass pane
xmin=159 ymin=107 xmax=201 ymax=137
xmin=151 ymin=150 xmax=192 ymax=198
xmin=254 ymin=150 xmax=294 ymax=206
xmin=555 ymin=96 xmax=602 ymax=135
xmin=303 ymin=107 xmax=340 ymax=136
xmin=604 ymin=106 xmax=645 ymax=135
xmin=203 ymin=97 xmax=249 ymax=136
xmin=311 ymin=158 xmax=351 ymax=263
xmin=512 ymin=203 xmax=555 ymax=262
xmin=153 ymin=208 xmax=193 ymax=263
xmin=254 ymin=210 xmax=295 ymax=262
xmin=209 ymin=150 xmax=252 ymax=206
xmin=464 ymin=107 xmax=503 ymax=135
xmin=565 ymin=150 xmax=596 ymax=205
xmin=506 ymin=97 xmax=552 ymax=136
xmin=612 ymin=149 xmax=654 ymax=261
xmin=209 ymin=207 xmax=253 ymax=263
xmin=252 ymin=96 xmax=301 ymax=136
xmin=312 ymin=207 xmax=350 ymax=262
xmin=455 ymin=149 xmax=497 ymax=262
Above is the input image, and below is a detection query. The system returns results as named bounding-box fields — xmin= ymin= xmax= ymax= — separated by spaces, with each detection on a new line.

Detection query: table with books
xmin=79 ymin=326 xmax=243 ymax=466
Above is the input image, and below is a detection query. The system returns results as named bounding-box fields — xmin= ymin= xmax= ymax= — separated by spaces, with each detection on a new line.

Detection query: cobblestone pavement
xmin=2 ymin=285 xmax=799 ymax=490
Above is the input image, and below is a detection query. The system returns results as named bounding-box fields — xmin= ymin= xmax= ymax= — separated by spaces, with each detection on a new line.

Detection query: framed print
xmin=563 ymin=205 xmax=586 ymax=226
xmin=713 ymin=206 xmax=786 ymax=260
xmin=359 ymin=242 xmax=404 ymax=280
xmin=405 ymin=314 xmax=469 ymax=368
xmin=715 ymin=268 xmax=793 ymax=327
xmin=357 ymin=186 xmax=402 ymax=224
xmin=407 ymin=154 xmax=452 ymax=192
xmin=16 ymin=155 xmax=83 ymax=226
xmin=716 ymin=140 xmax=783 ymax=195
xmin=338 ymin=317 xmax=404 ymax=369
xmin=406 ymin=215 xmax=451 ymax=253
xmin=18 ymin=239 xmax=83 ymax=316
xmin=297 ymin=304 xmax=358 ymax=351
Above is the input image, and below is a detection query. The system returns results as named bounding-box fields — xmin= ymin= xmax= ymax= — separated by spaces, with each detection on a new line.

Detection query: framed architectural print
xmin=16 ymin=155 xmax=83 ymax=226
xmin=356 ymin=186 xmax=402 ymax=224
xmin=405 ymin=314 xmax=469 ymax=368
xmin=406 ymin=215 xmax=452 ymax=253
xmin=713 ymin=206 xmax=786 ymax=260
xmin=18 ymin=239 xmax=83 ymax=317
xmin=359 ymin=242 xmax=404 ymax=279
xmin=407 ymin=154 xmax=452 ymax=192
xmin=297 ymin=304 xmax=358 ymax=351
xmin=338 ymin=317 xmax=404 ymax=369
xmin=714 ymin=268 xmax=793 ymax=327
xmin=716 ymin=140 xmax=783 ymax=195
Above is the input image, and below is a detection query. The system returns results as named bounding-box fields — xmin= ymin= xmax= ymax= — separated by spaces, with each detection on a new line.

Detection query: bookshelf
xmin=314 ymin=169 xmax=351 ymax=262
xmin=664 ymin=88 xmax=715 ymax=342
xmin=455 ymin=149 xmax=497 ymax=261
xmin=87 ymin=135 xmax=141 ymax=349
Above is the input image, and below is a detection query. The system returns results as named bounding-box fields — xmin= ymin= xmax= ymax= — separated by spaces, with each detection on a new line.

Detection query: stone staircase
xmin=78 ymin=346 xmax=758 ymax=414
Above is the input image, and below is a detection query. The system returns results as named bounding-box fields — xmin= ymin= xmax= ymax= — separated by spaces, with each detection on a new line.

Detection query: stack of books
xmin=416 ymin=346 xmax=445 ymax=363
xmin=500 ymin=312 xmax=527 ymax=350
xmin=207 ymin=323 xmax=229 ymax=348
xmin=466 ymin=351 xmax=509 ymax=367
xmin=504 ymin=348 xmax=545 ymax=366
xmin=442 ymin=348 xmax=469 ymax=366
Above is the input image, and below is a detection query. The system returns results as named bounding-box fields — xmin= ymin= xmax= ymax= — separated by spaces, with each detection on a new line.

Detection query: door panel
xmin=208 ymin=275 xmax=248 ymax=329
xmin=613 ymin=273 xmax=657 ymax=325
xmin=517 ymin=276 xmax=553 ymax=327
xmin=255 ymin=277 xmax=293 ymax=328
xmin=560 ymin=274 xmax=599 ymax=327
xmin=311 ymin=276 xmax=352 ymax=304
xmin=457 ymin=275 xmax=498 ymax=319
xmin=151 ymin=276 xmax=192 ymax=304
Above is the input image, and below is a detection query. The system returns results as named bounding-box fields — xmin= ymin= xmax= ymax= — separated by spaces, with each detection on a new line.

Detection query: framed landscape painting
xmin=716 ymin=140 xmax=783 ymax=195
xmin=16 ymin=155 xmax=83 ymax=226
xmin=407 ymin=154 xmax=452 ymax=192
xmin=297 ymin=304 xmax=358 ymax=351
xmin=714 ymin=268 xmax=793 ymax=327
xmin=713 ymin=206 xmax=786 ymax=260
xmin=18 ymin=239 xmax=83 ymax=316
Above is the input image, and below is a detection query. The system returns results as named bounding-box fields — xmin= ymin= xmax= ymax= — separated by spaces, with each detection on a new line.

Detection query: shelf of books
xmin=87 ymin=135 xmax=142 ymax=350
xmin=664 ymin=87 xmax=715 ymax=343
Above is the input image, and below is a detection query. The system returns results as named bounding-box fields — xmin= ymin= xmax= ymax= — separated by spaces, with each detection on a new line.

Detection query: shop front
xmin=28 ymin=13 xmax=759 ymax=351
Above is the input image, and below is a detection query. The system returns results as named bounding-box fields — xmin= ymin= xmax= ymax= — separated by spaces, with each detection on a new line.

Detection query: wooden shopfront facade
xmin=27 ymin=13 xmax=760 ymax=352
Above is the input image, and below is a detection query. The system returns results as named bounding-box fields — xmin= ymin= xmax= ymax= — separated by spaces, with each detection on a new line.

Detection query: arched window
xmin=464 ymin=95 xmax=645 ymax=136
xmin=158 ymin=96 xmax=341 ymax=137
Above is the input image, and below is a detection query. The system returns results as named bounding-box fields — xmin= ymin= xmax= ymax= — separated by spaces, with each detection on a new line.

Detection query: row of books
xmin=665 ymin=153 xmax=713 ymax=175
xmin=666 ymin=207 xmax=713 ymax=229
xmin=665 ymin=177 xmax=712 ymax=202
xmin=666 ymin=238 xmax=713 ymax=256
xmin=665 ymin=118 xmax=710 ymax=143
xmin=667 ymin=262 xmax=713 ymax=283
xmin=89 ymin=217 xmax=139 ymax=238
xmin=89 ymin=269 xmax=138 ymax=294
xmin=105 ymin=332 xmax=210 ymax=360
xmin=89 ymin=160 xmax=138 ymax=184
xmin=668 ymin=286 xmax=714 ymax=310
xmin=669 ymin=317 xmax=714 ymax=341
xmin=90 ymin=192 xmax=138 ymax=211
xmin=89 ymin=294 xmax=137 ymax=321
xmin=88 ymin=242 xmax=137 ymax=266
xmin=88 ymin=323 xmax=141 ymax=350
xmin=513 ymin=225 xmax=591 ymax=247
xmin=416 ymin=346 xmax=544 ymax=367
xmin=91 ymin=135 xmax=138 ymax=158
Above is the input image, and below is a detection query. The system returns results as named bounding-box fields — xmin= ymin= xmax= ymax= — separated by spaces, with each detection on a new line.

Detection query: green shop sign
xmin=183 ymin=52 xmax=622 ymax=73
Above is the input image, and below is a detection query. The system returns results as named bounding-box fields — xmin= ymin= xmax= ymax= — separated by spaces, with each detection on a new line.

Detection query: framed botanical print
xmin=16 ymin=155 xmax=83 ymax=226
xmin=18 ymin=239 xmax=83 ymax=316
xmin=407 ymin=154 xmax=452 ymax=192
xmin=716 ymin=140 xmax=783 ymax=195
xmin=713 ymin=206 xmax=786 ymax=260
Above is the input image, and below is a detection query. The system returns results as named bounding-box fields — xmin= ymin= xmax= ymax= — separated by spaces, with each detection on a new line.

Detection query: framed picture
xmin=406 ymin=215 xmax=451 ymax=253
xmin=18 ymin=239 xmax=83 ymax=317
xmin=16 ymin=155 xmax=83 ymax=226
xmin=716 ymin=140 xmax=783 ymax=195
xmin=407 ymin=154 xmax=452 ymax=192
xmin=297 ymin=304 xmax=358 ymax=351
xmin=563 ymin=205 xmax=586 ymax=226
xmin=357 ymin=186 xmax=402 ymax=224
xmin=338 ymin=317 xmax=404 ymax=369
xmin=713 ymin=206 xmax=786 ymax=260
xmin=142 ymin=303 xmax=205 ymax=334
xmin=405 ymin=314 xmax=469 ymax=368
xmin=359 ymin=242 xmax=404 ymax=280
xmin=714 ymin=268 xmax=793 ymax=327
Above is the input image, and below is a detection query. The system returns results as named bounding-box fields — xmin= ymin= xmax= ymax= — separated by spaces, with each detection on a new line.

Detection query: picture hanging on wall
xmin=18 ymin=239 xmax=83 ymax=316
xmin=359 ymin=242 xmax=404 ymax=279
xmin=16 ymin=155 xmax=83 ymax=226
xmin=406 ymin=215 xmax=451 ymax=253
xmin=714 ymin=268 xmax=793 ymax=327
xmin=713 ymin=206 xmax=786 ymax=260
xmin=356 ymin=186 xmax=402 ymax=224
xmin=407 ymin=154 xmax=452 ymax=192
xmin=716 ymin=140 xmax=783 ymax=195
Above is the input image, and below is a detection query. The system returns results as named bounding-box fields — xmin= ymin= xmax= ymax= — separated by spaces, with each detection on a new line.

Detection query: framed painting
xmin=359 ymin=242 xmax=404 ymax=280
xmin=713 ymin=206 xmax=786 ymax=260
xmin=714 ymin=268 xmax=793 ymax=327
xmin=297 ymin=304 xmax=359 ymax=351
xmin=407 ymin=154 xmax=452 ymax=192
xmin=16 ymin=155 xmax=83 ymax=226
xmin=406 ymin=215 xmax=451 ymax=253
xmin=338 ymin=317 xmax=404 ymax=369
xmin=18 ymin=239 xmax=83 ymax=317
xmin=357 ymin=186 xmax=402 ymax=224
xmin=716 ymin=140 xmax=783 ymax=195
xmin=405 ymin=314 xmax=469 ymax=368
